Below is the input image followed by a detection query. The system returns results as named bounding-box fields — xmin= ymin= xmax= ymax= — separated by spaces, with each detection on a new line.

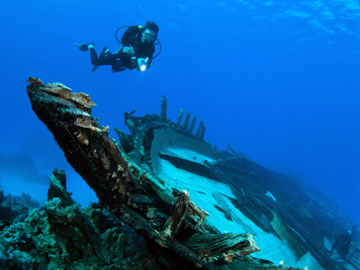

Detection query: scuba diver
xmin=76 ymin=21 xmax=159 ymax=73
xmin=349 ymin=225 xmax=360 ymax=260
xmin=330 ymin=230 xmax=353 ymax=261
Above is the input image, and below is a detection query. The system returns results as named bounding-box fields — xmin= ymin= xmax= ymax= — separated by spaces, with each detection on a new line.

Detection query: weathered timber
xmin=163 ymin=189 xmax=192 ymax=238
xmin=207 ymin=157 xmax=338 ymax=270
xmin=182 ymin=112 xmax=191 ymax=131
xmin=160 ymin=95 xmax=167 ymax=123
xmin=27 ymin=77 xmax=262 ymax=269
xmin=195 ymin=120 xmax=204 ymax=137
xmin=47 ymin=169 xmax=108 ymax=264
xmin=184 ymin=232 xmax=259 ymax=263
xmin=117 ymin=92 xmax=340 ymax=270
xmin=176 ymin=108 xmax=184 ymax=126
xmin=188 ymin=116 xmax=197 ymax=134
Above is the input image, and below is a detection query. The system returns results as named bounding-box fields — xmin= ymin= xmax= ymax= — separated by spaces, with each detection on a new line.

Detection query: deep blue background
xmin=1 ymin=0 xmax=359 ymax=226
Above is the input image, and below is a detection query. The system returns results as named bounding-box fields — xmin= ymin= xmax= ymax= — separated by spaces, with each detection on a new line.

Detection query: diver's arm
xmin=136 ymin=44 xmax=155 ymax=70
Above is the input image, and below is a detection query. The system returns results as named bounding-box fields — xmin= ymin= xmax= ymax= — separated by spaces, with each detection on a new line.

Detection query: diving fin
xmin=76 ymin=43 xmax=95 ymax=52
xmin=91 ymin=65 xmax=100 ymax=72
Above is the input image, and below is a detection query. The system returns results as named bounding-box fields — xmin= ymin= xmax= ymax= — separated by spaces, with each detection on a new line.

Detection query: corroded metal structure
xmin=27 ymin=77 xmax=337 ymax=269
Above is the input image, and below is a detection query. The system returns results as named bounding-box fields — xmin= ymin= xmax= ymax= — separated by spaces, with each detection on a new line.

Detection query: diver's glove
xmin=122 ymin=46 xmax=135 ymax=56
xmin=137 ymin=57 xmax=149 ymax=71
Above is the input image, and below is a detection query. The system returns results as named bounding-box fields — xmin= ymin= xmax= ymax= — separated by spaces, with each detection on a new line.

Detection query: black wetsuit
xmin=89 ymin=26 xmax=156 ymax=72
xmin=330 ymin=232 xmax=352 ymax=259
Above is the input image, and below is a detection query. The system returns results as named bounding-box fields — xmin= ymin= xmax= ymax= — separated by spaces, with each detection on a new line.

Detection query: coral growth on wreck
xmin=0 ymin=170 xmax=149 ymax=270
xmin=22 ymin=78 xmax=316 ymax=270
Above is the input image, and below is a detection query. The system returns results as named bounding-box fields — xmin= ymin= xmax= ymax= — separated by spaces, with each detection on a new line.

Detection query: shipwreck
xmin=24 ymin=77 xmax=354 ymax=269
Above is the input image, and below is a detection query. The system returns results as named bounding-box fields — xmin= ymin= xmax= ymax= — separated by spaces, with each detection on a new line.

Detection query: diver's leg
xmin=90 ymin=47 xmax=100 ymax=65
xmin=99 ymin=47 xmax=113 ymax=59
xmin=92 ymin=47 xmax=110 ymax=72
xmin=90 ymin=48 xmax=117 ymax=66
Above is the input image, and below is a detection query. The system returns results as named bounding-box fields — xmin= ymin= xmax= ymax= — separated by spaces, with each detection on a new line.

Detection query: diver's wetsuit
xmin=330 ymin=232 xmax=352 ymax=259
xmin=89 ymin=47 xmax=127 ymax=72
xmin=89 ymin=26 xmax=156 ymax=72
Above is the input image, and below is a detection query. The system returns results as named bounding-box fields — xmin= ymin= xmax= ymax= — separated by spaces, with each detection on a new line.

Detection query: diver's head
xmin=141 ymin=21 xmax=159 ymax=43
xmin=145 ymin=21 xmax=159 ymax=34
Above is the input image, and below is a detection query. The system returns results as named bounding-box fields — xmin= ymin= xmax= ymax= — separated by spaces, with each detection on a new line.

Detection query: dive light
xmin=139 ymin=57 xmax=149 ymax=72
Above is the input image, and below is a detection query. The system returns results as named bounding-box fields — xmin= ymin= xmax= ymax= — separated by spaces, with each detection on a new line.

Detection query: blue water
xmin=0 ymin=0 xmax=359 ymax=227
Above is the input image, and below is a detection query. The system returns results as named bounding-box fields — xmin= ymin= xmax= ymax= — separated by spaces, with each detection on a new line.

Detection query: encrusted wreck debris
xmin=24 ymin=77 xmax=345 ymax=269
xmin=0 ymin=170 xmax=152 ymax=269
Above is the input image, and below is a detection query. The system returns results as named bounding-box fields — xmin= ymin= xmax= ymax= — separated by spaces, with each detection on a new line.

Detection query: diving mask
xmin=141 ymin=29 xmax=156 ymax=43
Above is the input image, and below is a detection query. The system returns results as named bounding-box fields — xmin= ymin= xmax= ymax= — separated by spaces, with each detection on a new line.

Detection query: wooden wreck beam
xmin=209 ymin=158 xmax=337 ymax=270
xmin=26 ymin=77 xmax=170 ymax=216
xmin=26 ymin=77 xmax=262 ymax=269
